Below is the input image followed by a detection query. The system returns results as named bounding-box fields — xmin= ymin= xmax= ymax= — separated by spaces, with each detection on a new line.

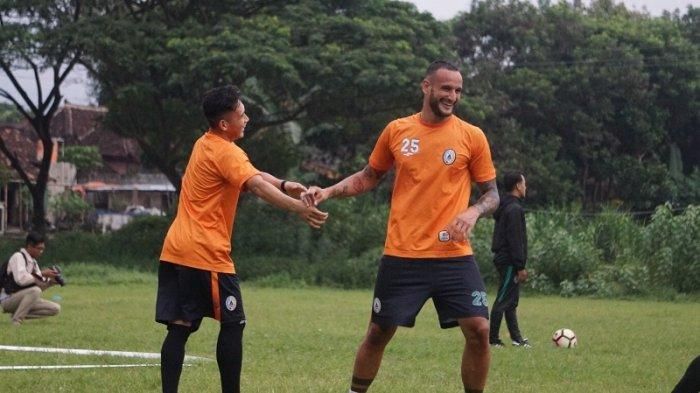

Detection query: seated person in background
xmin=0 ymin=232 xmax=61 ymax=326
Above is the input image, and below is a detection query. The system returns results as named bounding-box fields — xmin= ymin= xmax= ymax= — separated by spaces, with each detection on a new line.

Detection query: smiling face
xmin=421 ymin=68 xmax=463 ymax=122
xmin=216 ymin=101 xmax=249 ymax=141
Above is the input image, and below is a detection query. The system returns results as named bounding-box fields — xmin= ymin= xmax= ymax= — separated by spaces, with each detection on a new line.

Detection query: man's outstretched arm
xmin=245 ymin=174 xmax=328 ymax=228
xmin=307 ymin=165 xmax=387 ymax=205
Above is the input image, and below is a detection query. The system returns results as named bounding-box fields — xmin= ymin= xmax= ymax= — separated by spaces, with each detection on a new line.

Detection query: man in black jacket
xmin=489 ymin=172 xmax=530 ymax=348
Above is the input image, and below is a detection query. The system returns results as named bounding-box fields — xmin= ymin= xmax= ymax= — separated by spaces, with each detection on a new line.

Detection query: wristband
xmin=280 ymin=180 xmax=288 ymax=194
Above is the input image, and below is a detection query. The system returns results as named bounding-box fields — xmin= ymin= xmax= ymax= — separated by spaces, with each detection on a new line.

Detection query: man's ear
xmin=421 ymin=79 xmax=430 ymax=95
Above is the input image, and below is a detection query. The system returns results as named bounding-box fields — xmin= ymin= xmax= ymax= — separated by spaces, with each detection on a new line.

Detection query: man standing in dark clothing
xmin=489 ymin=172 xmax=530 ymax=348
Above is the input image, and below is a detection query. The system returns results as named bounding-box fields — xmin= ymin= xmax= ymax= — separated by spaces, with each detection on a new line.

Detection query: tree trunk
xmin=30 ymin=121 xmax=54 ymax=235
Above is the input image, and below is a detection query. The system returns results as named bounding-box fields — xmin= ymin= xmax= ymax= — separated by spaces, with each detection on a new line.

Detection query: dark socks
xmin=217 ymin=322 xmax=245 ymax=393
xmin=465 ymin=389 xmax=484 ymax=393
xmin=161 ymin=324 xmax=192 ymax=393
xmin=350 ymin=376 xmax=374 ymax=392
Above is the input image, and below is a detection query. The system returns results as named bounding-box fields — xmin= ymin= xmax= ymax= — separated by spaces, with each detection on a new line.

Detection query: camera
xmin=51 ymin=265 xmax=66 ymax=286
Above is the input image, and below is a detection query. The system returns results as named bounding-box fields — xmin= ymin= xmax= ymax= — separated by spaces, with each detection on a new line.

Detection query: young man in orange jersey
xmin=156 ymin=85 xmax=328 ymax=393
xmin=307 ymin=60 xmax=499 ymax=393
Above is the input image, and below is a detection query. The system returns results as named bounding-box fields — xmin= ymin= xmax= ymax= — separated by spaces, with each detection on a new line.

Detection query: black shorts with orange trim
xmin=371 ymin=255 xmax=489 ymax=329
xmin=155 ymin=261 xmax=246 ymax=332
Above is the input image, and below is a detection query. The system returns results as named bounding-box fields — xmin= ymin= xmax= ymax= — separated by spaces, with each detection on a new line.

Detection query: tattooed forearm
xmin=351 ymin=177 xmax=365 ymax=193
xmin=330 ymin=165 xmax=386 ymax=198
xmin=471 ymin=179 xmax=499 ymax=216
xmin=362 ymin=165 xmax=381 ymax=180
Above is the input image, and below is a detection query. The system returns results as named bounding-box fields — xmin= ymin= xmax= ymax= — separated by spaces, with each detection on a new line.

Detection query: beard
xmin=428 ymin=91 xmax=454 ymax=119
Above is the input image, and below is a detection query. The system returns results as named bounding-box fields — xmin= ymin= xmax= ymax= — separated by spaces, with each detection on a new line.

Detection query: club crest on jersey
xmin=438 ymin=230 xmax=451 ymax=242
xmin=442 ymin=149 xmax=456 ymax=165
xmin=373 ymin=298 xmax=382 ymax=313
xmin=225 ymin=296 xmax=237 ymax=311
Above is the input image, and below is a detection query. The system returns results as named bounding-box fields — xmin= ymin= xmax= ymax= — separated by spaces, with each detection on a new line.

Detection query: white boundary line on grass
xmin=0 ymin=363 xmax=164 ymax=370
xmin=0 ymin=345 xmax=209 ymax=362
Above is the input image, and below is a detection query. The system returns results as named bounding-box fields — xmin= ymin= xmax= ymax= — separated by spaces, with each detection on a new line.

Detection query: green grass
xmin=0 ymin=277 xmax=698 ymax=392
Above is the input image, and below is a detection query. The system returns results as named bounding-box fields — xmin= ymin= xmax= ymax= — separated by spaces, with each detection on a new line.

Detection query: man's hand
xmin=304 ymin=186 xmax=331 ymax=207
xmin=516 ymin=269 xmax=528 ymax=283
xmin=446 ymin=206 xmax=481 ymax=242
xmin=293 ymin=200 xmax=329 ymax=228
xmin=40 ymin=268 xmax=58 ymax=279
xmin=283 ymin=181 xmax=308 ymax=199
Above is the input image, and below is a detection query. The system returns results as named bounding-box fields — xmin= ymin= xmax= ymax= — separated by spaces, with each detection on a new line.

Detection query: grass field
xmin=0 ymin=278 xmax=698 ymax=392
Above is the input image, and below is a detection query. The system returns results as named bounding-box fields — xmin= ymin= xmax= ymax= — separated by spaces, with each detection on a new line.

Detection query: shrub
xmin=104 ymin=215 xmax=171 ymax=269
xmin=528 ymin=211 xmax=601 ymax=290
xmin=643 ymin=205 xmax=700 ymax=293
xmin=50 ymin=191 xmax=93 ymax=230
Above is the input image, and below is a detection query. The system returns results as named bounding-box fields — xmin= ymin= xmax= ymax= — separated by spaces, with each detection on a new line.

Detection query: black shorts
xmin=371 ymin=255 xmax=489 ymax=329
xmin=155 ymin=261 xmax=246 ymax=332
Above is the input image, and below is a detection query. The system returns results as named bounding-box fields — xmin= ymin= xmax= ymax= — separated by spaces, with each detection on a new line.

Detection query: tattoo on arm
xmin=332 ymin=165 xmax=386 ymax=198
xmin=472 ymin=179 xmax=499 ymax=216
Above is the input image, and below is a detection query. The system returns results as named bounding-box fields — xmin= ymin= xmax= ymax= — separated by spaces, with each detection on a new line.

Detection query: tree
xmin=0 ymin=102 xmax=21 ymax=122
xmin=453 ymin=0 xmax=699 ymax=209
xmin=81 ymin=0 xmax=453 ymax=190
xmin=0 ymin=0 xmax=92 ymax=233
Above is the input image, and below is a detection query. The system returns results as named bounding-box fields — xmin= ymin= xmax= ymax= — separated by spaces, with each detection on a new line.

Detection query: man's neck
xmin=419 ymin=110 xmax=451 ymax=125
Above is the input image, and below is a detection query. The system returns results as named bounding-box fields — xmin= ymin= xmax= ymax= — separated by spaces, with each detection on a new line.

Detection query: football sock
xmin=350 ymin=376 xmax=374 ymax=393
xmin=464 ymin=389 xmax=484 ymax=393
xmin=161 ymin=324 xmax=192 ymax=393
xmin=217 ymin=322 xmax=245 ymax=393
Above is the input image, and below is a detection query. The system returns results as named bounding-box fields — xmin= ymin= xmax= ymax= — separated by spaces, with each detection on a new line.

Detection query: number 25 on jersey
xmin=401 ymin=138 xmax=420 ymax=156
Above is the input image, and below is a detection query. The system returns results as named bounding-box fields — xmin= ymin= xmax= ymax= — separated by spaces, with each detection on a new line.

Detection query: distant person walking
xmin=155 ymin=85 xmax=327 ymax=393
xmin=489 ymin=172 xmax=530 ymax=348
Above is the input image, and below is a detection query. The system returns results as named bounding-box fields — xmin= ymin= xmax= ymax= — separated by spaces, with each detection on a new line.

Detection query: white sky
xmin=1 ymin=0 xmax=697 ymax=107
xmin=408 ymin=0 xmax=697 ymax=20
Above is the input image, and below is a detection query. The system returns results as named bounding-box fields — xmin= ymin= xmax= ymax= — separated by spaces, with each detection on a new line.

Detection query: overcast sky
xmin=408 ymin=0 xmax=697 ymax=20
xmin=1 ymin=0 xmax=697 ymax=107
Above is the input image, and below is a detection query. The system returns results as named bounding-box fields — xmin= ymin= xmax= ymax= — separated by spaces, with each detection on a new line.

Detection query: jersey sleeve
xmin=217 ymin=146 xmax=260 ymax=189
xmin=468 ymin=128 xmax=496 ymax=182
xmin=368 ymin=124 xmax=394 ymax=171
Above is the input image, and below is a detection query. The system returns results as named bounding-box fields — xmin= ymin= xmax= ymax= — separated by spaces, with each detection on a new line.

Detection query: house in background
xmin=0 ymin=124 xmax=36 ymax=233
xmin=0 ymin=103 xmax=176 ymax=234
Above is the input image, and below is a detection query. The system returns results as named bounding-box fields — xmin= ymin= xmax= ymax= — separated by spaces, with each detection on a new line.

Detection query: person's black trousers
xmin=489 ymin=264 xmax=523 ymax=343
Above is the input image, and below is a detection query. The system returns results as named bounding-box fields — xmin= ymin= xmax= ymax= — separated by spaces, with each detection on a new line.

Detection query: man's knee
xmin=25 ymin=286 xmax=42 ymax=298
xmin=365 ymin=323 xmax=396 ymax=348
xmin=48 ymin=302 xmax=61 ymax=316
xmin=460 ymin=317 xmax=490 ymax=342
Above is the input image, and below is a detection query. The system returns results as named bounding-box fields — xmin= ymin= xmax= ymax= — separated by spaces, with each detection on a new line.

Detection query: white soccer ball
xmin=552 ymin=328 xmax=578 ymax=348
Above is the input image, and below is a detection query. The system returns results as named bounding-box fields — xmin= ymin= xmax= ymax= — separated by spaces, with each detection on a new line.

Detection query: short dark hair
xmin=425 ymin=60 xmax=460 ymax=78
xmin=503 ymin=172 xmax=524 ymax=192
xmin=202 ymin=85 xmax=242 ymax=127
xmin=26 ymin=232 xmax=45 ymax=247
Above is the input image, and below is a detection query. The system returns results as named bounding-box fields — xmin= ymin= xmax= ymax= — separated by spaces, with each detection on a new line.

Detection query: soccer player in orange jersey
xmin=156 ymin=85 xmax=328 ymax=393
xmin=307 ymin=60 xmax=499 ymax=393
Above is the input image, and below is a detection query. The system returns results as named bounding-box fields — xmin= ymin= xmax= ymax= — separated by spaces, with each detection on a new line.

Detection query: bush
xmin=1 ymin=203 xmax=696 ymax=297
xmin=528 ymin=211 xmax=601 ymax=295
xmin=471 ymin=217 xmax=496 ymax=283
xmin=315 ymin=246 xmax=382 ymax=289
xmin=103 ymin=215 xmax=171 ymax=269
xmin=643 ymin=205 xmax=700 ymax=293
xmin=42 ymin=231 xmax=105 ymax=264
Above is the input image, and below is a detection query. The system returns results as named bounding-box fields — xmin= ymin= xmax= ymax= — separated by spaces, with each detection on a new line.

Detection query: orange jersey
xmin=369 ymin=114 xmax=496 ymax=258
xmin=160 ymin=132 xmax=260 ymax=273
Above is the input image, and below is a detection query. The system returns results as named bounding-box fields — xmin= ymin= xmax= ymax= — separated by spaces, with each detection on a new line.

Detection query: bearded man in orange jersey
xmin=156 ymin=85 xmax=328 ymax=393
xmin=307 ymin=60 xmax=499 ymax=393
